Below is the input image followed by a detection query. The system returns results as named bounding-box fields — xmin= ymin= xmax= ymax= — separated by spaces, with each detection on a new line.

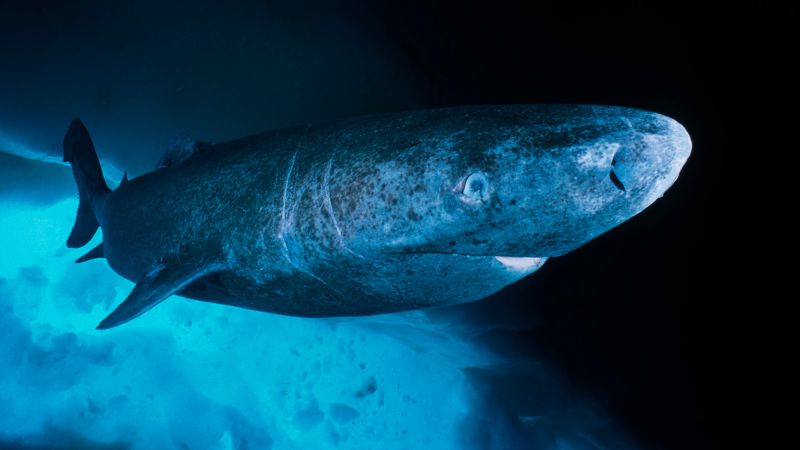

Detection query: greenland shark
xmin=62 ymin=105 xmax=691 ymax=329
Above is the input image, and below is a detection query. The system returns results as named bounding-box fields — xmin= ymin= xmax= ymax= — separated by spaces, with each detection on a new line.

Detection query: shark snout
xmin=609 ymin=114 xmax=692 ymax=206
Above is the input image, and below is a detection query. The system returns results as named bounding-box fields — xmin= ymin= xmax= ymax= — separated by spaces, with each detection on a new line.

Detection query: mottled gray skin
xmin=97 ymin=105 xmax=690 ymax=317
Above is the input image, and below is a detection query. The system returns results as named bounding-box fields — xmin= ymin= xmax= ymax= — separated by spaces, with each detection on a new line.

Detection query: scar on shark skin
xmin=323 ymin=152 xmax=366 ymax=260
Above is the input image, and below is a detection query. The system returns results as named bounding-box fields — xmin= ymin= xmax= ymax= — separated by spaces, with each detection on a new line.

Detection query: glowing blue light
xmin=0 ymin=152 xmax=638 ymax=449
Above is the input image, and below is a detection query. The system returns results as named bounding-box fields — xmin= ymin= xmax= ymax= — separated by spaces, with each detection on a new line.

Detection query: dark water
xmin=0 ymin=1 xmax=720 ymax=449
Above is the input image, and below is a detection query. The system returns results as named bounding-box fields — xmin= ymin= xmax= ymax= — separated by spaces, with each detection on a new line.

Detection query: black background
xmin=359 ymin=2 xmax=724 ymax=449
xmin=0 ymin=1 xmax=731 ymax=448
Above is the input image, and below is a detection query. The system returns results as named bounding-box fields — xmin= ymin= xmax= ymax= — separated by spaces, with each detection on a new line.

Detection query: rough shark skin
xmin=63 ymin=105 xmax=691 ymax=329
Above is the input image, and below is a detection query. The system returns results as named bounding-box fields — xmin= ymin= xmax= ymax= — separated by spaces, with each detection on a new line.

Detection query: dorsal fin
xmin=119 ymin=171 xmax=129 ymax=187
xmin=156 ymin=136 xmax=211 ymax=169
xmin=75 ymin=243 xmax=104 ymax=263
xmin=96 ymin=257 xmax=222 ymax=330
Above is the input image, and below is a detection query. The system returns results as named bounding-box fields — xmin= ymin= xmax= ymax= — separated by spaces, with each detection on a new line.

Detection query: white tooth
xmin=494 ymin=256 xmax=545 ymax=271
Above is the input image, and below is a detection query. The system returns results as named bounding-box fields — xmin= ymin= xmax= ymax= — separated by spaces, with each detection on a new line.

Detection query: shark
xmin=62 ymin=105 xmax=691 ymax=329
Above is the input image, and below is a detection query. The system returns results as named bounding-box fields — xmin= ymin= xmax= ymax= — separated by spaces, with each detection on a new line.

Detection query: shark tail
xmin=63 ymin=118 xmax=111 ymax=248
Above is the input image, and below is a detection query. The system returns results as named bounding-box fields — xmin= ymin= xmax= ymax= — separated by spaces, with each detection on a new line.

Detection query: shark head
xmin=307 ymin=105 xmax=691 ymax=312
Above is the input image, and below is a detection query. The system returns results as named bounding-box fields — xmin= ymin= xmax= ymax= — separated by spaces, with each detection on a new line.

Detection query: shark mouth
xmin=389 ymin=251 xmax=548 ymax=273
xmin=494 ymin=256 xmax=547 ymax=271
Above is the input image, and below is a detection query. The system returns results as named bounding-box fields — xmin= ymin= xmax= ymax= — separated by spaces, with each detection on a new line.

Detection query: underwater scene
xmin=1 ymin=2 xmax=716 ymax=449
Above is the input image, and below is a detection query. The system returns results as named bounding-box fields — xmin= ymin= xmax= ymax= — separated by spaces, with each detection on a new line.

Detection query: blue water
xmin=0 ymin=2 xmax=641 ymax=440
xmin=0 ymin=186 xmax=635 ymax=449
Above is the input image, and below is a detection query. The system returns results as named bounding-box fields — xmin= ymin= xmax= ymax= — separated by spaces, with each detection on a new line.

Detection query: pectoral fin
xmin=96 ymin=258 xmax=219 ymax=330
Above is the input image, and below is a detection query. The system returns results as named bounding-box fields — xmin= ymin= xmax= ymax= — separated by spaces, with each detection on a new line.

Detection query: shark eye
xmin=460 ymin=172 xmax=490 ymax=203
